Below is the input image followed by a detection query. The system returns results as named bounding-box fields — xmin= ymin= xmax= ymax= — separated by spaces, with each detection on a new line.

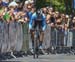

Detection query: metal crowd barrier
xmin=0 ymin=20 xmax=7 ymax=53
xmin=43 ymin=24 xmax=75 ymax=53
xmin=0 ymin=20 xmax=29 ymax=54
xmin=1 ymin=20 xmax=75 ymax=54
xmin=22 ymin=22 xmax=29 ymax=52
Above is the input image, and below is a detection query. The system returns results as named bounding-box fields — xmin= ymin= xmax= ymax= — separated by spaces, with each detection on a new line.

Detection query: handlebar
xmin=30 ymin=29 xmax=42 ymax=32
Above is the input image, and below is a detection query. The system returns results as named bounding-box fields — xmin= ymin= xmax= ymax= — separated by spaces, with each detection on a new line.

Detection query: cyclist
xmin=29 ymin=9 xmax=46 ymax=54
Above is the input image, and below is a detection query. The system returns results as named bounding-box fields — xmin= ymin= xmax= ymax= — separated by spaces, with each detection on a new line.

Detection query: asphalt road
xmin=3 ymin=54 xmax=75 ymax=62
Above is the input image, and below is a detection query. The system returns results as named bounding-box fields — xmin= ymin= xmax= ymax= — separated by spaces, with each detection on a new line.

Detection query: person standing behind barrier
xmin=49 ymin=11 xmax=56 ymax=53
xmin=0 ymin=0 xmax=6 ymax=20
xmin=55 ymin=15 xmax=64 ymax=47
xmin=72 ymin=17 xmax=75 ymax=29
xmin=72 ymin=17 xmax=75 ymax=47
xmin=0 ymin=2 xmax=5 ymax=53
xmin=3 ymin=3 xmax=19 ymax=58
xmin=46 ymin=7 xmax=54 ymax=23
xmin=45 ymin=7 xmax=56 ymax=52
xmin=64 ymin=15 xmax=70 ymax=31
xmin=23 ymin=0 xmax=34 ymax=20
xmin=42 ymin=7 xmax=47 ymax=16
xmin=23 ymin=1 xmax=29 ymax=12
xmin=0 ymin=0 xmax=10 ymax=54
xmin=7 ymin=6 xmax=16 ymax=53
xmin=64 ymin=15 xmax=70 ymax=47
xmin=26 ymin=1 xmax=35 ymax=21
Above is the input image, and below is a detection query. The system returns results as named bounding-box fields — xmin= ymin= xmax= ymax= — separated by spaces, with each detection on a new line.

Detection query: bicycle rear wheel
xmin=33 ymin=32 xmax=39 ymax=59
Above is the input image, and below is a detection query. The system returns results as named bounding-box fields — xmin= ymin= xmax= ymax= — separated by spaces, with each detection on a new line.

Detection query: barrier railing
xmin=43 ymin=24 xmax=75 ymax=54
xmin=0 ymin=21 xmax=75 ymax=54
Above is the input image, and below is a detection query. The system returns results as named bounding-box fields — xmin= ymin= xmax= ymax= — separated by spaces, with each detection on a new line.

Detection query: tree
xmin=35 ymin=0 xmax=46 ymax=10
xmin=64 ymin=0 xmax=72 ymax=14
xmin=50 ymin=0 xmax=65 ymax=13
xmin=35 ymin=0 xmax=72 ymax=14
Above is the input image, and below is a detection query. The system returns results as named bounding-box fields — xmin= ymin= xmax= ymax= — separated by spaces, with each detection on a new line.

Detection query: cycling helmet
xmin=36 ymin=9 xmax=42 ymax=16
xmin=36 ymin=9 xmax=43 ymax=21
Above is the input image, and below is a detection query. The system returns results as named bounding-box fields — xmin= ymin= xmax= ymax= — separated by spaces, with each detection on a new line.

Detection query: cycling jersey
xmin=27 ymin=11 xmax=33 ymax=19
xmin=29 ymin=12 xmax=46 ymax=31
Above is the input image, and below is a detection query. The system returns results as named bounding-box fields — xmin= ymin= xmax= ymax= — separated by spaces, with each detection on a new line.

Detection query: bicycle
xmin=32 ymin=21 xmax=42 ymax=59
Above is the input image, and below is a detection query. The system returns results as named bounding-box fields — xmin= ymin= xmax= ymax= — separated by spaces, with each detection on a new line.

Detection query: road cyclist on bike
xmin=29 ymin=9 xmax=47 ymax=57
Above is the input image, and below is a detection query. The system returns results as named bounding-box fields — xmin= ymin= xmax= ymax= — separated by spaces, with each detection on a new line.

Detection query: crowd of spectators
xmin=0 ymin=0 xmax=75 ymax=31
xmin=0 ymin=0 xmax=75 ymax=56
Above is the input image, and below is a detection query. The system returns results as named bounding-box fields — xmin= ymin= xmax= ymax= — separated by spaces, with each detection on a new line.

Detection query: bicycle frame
xmin=33 ymin=23 xmax=41 ymax=59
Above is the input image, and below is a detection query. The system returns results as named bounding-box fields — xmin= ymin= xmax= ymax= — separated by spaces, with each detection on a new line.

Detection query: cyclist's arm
xmin=29 ymin=13 xmax=36 ymax=30
xmin=42 ymin=14 xmax=46 ymax=31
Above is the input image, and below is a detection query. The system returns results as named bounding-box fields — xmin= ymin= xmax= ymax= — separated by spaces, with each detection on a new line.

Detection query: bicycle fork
xmin=33 ymin=31 xmax=39 ymax=59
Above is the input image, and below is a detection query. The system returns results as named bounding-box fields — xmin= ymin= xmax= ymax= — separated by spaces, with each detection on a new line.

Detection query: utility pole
xmin=64 ymin=0 xmax=69 ymax=14
xmin=54 ymin=0 xmax=55 ymax=11
xmin=72 ymin=0 xmax=75 ymax=16
xmin=64 ymin=0 xmax=68 ymax=14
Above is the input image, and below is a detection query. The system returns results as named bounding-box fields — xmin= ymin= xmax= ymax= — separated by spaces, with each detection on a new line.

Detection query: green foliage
xmin=50 ymin=0 xmax=66 ymax=13
xmin=35 ymin=0 xmax=72 ymax=13
xmin=35 ymin=0 xmax=46 ymax=10
xmin=35 ymin=0 xmax=66 ymax=12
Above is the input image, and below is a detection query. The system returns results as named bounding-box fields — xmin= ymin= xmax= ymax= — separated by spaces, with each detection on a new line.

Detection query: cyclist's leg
xmin=30 ymin=21 xmax=37 ymax=49
xmin=30 ymin=30 xmax=35 ymax=49
xmin=39 ymin=31 xmax=44 ymax=49
xmin=39 ymin=31 xmax=46 ymax=54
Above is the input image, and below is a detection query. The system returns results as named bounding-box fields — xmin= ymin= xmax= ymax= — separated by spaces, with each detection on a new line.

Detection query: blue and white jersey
xmin=27 ymin=11 xmax=33 ymax=20
xmin=29 ymin=12 xmax=46 ymax=31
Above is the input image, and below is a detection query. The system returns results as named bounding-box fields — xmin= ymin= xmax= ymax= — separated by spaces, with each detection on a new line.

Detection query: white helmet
xmin=25 ymin=1 xmax=29 ymax=5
